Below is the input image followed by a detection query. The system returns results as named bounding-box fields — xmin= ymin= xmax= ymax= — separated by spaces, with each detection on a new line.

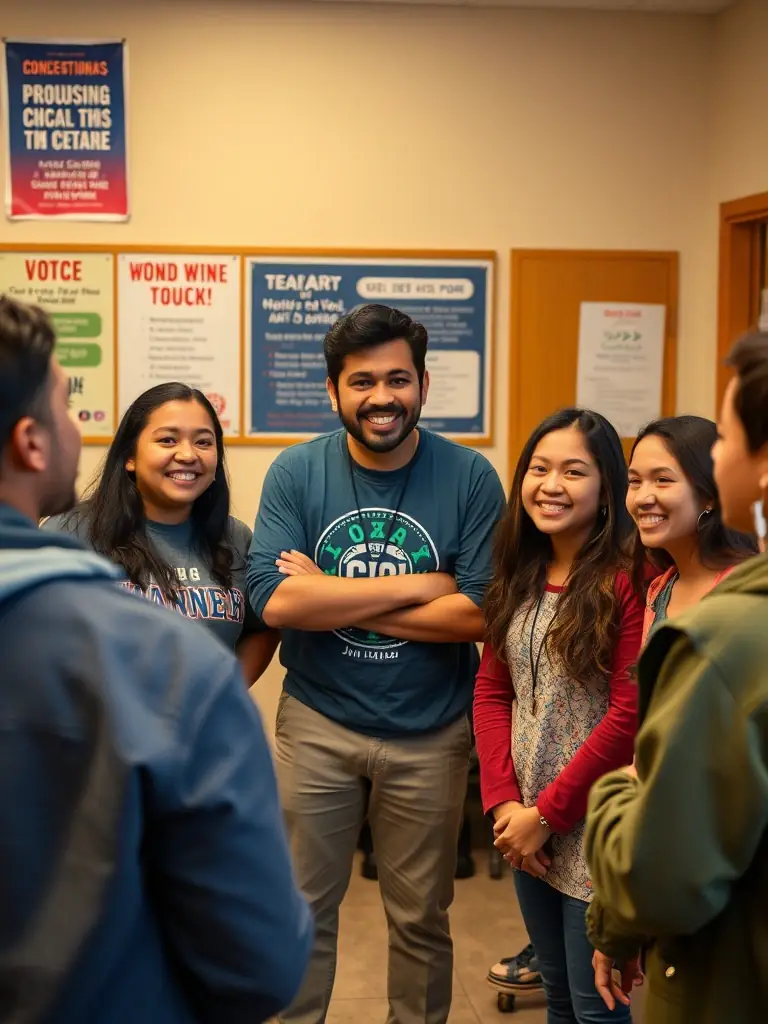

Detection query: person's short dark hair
xmin=323 ymin=304 xmax=428 ymax=388
xmin=726 ymin=330 xmax=768 ymax=452
xmin=0 ymin=295 xmax=56 ymax=452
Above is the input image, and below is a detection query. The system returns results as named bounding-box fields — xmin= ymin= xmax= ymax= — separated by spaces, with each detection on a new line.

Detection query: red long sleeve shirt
xmin=473 ymin=571 xmax=643 ymax=834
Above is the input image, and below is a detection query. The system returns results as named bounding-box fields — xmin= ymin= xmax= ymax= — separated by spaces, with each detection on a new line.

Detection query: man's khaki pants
xmin=275 ymin=694 xmax=471 ymax=1024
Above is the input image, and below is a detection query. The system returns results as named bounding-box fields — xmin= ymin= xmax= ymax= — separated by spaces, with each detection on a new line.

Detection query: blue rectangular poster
xmin=246 ymin=254 xmax=493 ymax=442
xmin=1 ymin=39 xmax=128 ymax=221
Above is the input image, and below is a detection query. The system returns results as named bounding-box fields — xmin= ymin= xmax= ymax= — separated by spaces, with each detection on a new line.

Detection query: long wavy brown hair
xmin=485 ymin=409 xmax=635 ymax=684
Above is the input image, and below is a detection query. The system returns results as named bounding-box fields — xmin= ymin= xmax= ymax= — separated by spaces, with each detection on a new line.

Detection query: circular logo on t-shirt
xmin=314 ymin=507 xmax=438 ymax=650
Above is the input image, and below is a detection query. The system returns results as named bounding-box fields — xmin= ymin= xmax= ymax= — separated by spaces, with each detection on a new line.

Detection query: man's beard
xmin=39 ymin=430 xmax=78 ymax=519
xmin=338 ymin=399 xmax=421 ymax=454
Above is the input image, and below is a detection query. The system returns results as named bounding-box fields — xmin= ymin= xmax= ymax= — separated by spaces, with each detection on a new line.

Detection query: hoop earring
xmin=697 ymin=507 xmax=713 ymax=531
xmin=753 ymin=491 xmax=767 ymax=550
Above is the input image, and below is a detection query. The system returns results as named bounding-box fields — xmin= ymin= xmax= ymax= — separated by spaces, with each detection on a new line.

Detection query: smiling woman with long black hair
xmin=45 ymin=381 xmax=278 ymax=685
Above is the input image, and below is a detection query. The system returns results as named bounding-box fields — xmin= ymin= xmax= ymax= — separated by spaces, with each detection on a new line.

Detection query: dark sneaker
xmin=487 ymin=944 xmax=543 ymax=992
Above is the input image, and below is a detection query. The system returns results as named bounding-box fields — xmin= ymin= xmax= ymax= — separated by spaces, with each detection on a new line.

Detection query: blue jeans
xmin=515 ymin=872 xmax=631 ymax=1024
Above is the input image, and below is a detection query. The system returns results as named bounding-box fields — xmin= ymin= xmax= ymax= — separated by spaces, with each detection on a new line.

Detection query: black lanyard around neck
xmin=346 ymin=440 xmax=416 ymax=570
xmin=528 ymin=591 xmax=556 ymax=713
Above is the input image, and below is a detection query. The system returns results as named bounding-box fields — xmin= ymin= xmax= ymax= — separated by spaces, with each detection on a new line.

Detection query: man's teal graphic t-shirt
xmin=247 ymin=429 xmax=505 ymax=738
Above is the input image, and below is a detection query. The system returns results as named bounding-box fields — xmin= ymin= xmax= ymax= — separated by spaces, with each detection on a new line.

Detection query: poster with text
xmin=245 ymin=255 xmax=493 ymax=441
xmin=0 ymin=250 xmax=116 ymax=436
xmin=1 ymin=39 xmax=129 ymax=220
xmin=576 ymin=302 xmax=666 ymax=438
xmin=117 ymin=254 xmax=241 ymax=435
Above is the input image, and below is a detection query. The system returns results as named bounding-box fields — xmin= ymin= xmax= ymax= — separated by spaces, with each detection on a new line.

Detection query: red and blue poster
xmin=1 ymin=40 xmax=129 ymax=221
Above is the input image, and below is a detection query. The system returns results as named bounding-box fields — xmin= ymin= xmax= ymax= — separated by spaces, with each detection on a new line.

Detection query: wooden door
xmin=717 ymin=192 xmax=768 ymax=410
xmin=508 ymin=249 xmax=678 ymax=480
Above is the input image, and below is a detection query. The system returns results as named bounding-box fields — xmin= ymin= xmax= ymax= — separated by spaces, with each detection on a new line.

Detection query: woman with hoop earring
xmin=625 ymin=416 xmax=756 ymax=642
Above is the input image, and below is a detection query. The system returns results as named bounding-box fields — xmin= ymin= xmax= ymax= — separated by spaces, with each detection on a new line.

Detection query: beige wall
xmin=3 ymin=0 xmax=765 ymax=724
xmin=711 ymin=0 xmax=768 ymax=204
xmin=681 ymin=0 xmax=768 ymax=429
xmin=0 ymin=0 xmax=714 ymax=495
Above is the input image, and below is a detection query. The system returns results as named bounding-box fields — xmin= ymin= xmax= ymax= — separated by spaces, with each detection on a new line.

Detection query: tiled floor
xmin=327 ymin=850 xmax=646 ymax=1024
xmin=328 ymin=850 xmax=548 ymax=1024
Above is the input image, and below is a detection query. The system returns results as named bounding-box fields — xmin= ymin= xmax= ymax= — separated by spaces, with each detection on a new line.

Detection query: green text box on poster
xmin=56 ymin=343 xmax=103 ymax=367
xmin=0 ymin=252 xmax=115 ymax=437
xmin=50 ymin=312 xmax=103 ymax=338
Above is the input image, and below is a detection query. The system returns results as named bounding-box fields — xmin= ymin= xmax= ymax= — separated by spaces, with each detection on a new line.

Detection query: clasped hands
xmin=492 ymin=801 xmax=552 ymax=878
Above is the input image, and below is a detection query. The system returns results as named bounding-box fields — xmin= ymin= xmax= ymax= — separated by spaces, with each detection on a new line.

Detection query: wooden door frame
xmin=717 ymin=191 xmax=768 ymax=410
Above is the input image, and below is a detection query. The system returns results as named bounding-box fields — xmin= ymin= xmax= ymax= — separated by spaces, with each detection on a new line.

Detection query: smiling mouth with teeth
xmin=167 ymin=472 xmax=199 ymax=481
xmin=366 ymin=414 xmax=398 ymax=426
xmin=638 ymin=514 xmax=667 ymax=525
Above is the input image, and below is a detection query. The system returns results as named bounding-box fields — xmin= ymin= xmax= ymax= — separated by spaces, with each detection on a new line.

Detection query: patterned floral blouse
xmin=474 ymin=573 xmax=644 ymax=903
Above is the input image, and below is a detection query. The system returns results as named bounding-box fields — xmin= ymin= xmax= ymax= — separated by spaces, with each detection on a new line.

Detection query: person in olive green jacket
xmin=584 ymin=329 xmax=768 ymax=1024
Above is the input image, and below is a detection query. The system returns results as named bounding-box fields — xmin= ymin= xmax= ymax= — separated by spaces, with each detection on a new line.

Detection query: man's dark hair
xmin=726 ymin=330 xmax=768 ymax=453
xmin=323 ymin=304 xmax=428 ymax=388
xmin=0 ymin=295 xmax=56 ymax=451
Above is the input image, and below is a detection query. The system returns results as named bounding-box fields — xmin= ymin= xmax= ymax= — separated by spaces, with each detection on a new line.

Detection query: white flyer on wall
xmin=576 ymin=302 xmax=666 ymax=437
xmin=117 ymin=253 xmax=241 ymax=435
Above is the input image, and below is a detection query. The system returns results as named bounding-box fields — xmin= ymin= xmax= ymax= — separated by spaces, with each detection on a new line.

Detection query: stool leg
xmin=359 ymin=819 xmax=378 ymax=880
xmin=455 ymin=813 xmax=475 ymax=878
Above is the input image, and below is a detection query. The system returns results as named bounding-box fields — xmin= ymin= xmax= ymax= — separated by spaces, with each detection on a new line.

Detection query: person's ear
xmin=8 ymin=416 xmax=48 ymax=473
xmin=326 ymin=378 xmax=338 ymax=413
xmin=421 ymin=369 xmax=430 ymax=407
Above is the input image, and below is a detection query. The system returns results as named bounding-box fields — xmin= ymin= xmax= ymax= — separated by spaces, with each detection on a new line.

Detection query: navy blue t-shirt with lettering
xmin=247 ymin=429 xmax=506 ymax=738
xmin=44 ymin=511 xmax=263 ymax=652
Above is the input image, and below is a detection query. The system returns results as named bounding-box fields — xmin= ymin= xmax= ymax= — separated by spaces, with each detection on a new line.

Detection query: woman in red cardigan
xmin=475 ymin=408 xmax=642 ymax=1024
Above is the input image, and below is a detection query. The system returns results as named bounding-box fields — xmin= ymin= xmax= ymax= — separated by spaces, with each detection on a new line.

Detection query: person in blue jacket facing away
xmin=247 ymin=303 xmax=506 ymax=1024
xmin=0 ymin=293 xmax=313 ymax=1024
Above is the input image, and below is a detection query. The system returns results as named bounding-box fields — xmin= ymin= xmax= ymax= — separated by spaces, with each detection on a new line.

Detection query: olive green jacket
xmin=585 ymin=554 xmax=768 ymax=1024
